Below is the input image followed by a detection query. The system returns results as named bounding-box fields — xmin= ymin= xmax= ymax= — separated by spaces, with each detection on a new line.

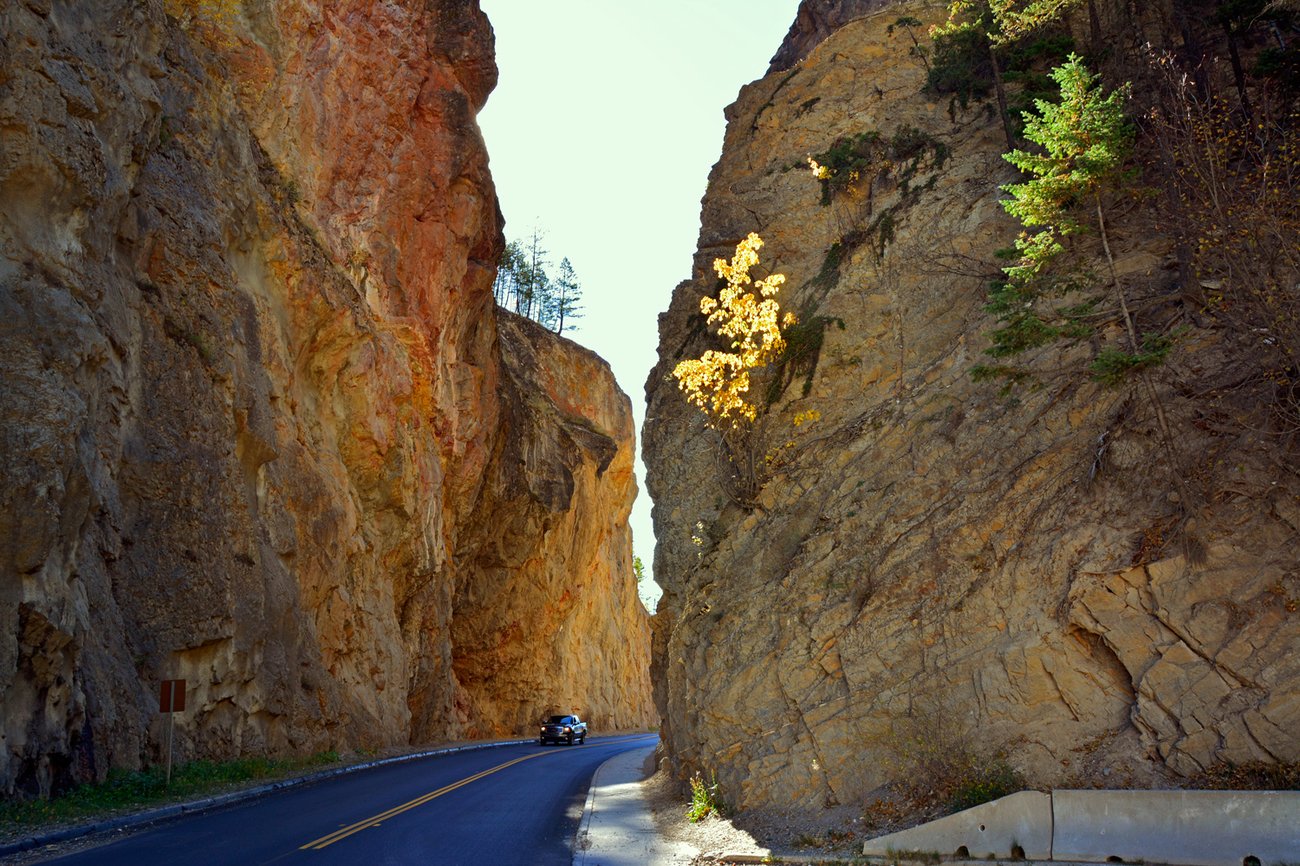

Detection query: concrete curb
xmin=572 ymin=750 xmax=607 ymax=866
xmin=0 ymin=737 xmax=539 ymax=860
xmin=572 ymin=742 xmax=702 ymax=866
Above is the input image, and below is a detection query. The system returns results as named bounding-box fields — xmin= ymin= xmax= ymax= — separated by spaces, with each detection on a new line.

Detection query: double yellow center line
xmin=300 ymin=751 xmax=553 ymax=850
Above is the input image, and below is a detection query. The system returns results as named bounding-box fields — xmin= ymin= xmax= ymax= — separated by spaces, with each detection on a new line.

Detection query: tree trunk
xmin=989 ymin=41 xmax=1016 ymax=150
xmin=1087 ymin=0 xmax=1103 ymax=54
xmin=908 ymin=30 xmax=931 ymax=72
xmin=1095 ymin=193 xmax=1138 ymax=351
xmin=1172 ymin=0 xmax=1209 ymax=98
xmin=1153 ymin=130 xmax=1198 ymax=301
xmin=1222 ymin=21 xmax=1252 ymax=120
xmin=1097 ymin=193 xmax=1196 ymax=525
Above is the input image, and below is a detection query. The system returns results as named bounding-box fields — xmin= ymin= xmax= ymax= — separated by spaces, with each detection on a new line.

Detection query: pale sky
xmin=478 ymin=1 xmax=799 ymax=609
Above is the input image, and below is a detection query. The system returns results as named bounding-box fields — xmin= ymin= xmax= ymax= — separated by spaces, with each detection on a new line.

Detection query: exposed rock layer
xmin=0 ymin=0 xmax=651 ymax=797
xmin=645 ymin=0 xmax=1299 ymax=812
xmin=767 ymin=0 xmax=895 ymax=72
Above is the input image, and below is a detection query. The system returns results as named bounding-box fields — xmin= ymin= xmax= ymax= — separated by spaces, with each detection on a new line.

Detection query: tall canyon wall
xmin=645 ymin=0 xmax=1299 ymax=812
xmin=0 ymin=0 xmax=651 ymax=798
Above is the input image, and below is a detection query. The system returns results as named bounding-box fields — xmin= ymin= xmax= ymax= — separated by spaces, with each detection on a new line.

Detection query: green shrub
xmin=686 ymin=771 xmax=724 ymax=822
xmin=927 ymin=26 xmax=993 ymax=109
xmin=947 ymin=760 xmax=1024 ymax=812
xmin=809 ymin=127 xmax=948 ymax=207
xmin=870 ymin=707 xmax=1025 ymax=816
xmin=810 ymin=131 xmax=883 ymax=204
xmin=1090 ymin=333 xmax=1174 ymax=386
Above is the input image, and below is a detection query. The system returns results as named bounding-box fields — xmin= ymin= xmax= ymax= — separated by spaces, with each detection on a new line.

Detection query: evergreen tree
xmin=494 ymin=240 xmax=526 ymax=308
xmin=934 ymin=1 xmax=1099 ymax=146
xmin=988 ymin=0 xmax=1085 ymax=44
xmin=492 ymin=229 xmax=586 ymax=334
xmin=548 ymin=258 xmax=584 ymax=334
xmin=519 ymin=228 xmax=549 ymax=320
xmin=934 ymin=1 xmax=1016 ymax=148
xmin=1002 ymin=54 xmax=1132 ymax=296
xmin=985 ymin=55 xmax=1154 ymax=381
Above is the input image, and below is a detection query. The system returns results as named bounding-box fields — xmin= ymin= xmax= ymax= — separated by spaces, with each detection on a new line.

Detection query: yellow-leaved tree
xmin=672 ymin=233 xmax=795 ymax=428
xmin=672 ymin=233 xmax=796 ymax=506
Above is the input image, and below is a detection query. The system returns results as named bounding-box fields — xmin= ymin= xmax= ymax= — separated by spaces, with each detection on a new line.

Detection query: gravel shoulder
xmin=643 ymin=765 xmax=868 ymax=863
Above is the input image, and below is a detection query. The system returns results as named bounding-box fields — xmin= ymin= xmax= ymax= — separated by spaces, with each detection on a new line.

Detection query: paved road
xmin=40 ymin=734 xmax=657 ymax=866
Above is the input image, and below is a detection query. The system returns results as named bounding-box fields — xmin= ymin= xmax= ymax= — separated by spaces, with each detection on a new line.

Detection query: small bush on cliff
xmin=806 ymin=127 xmax=949 ymax=207
xmin=672 ymin=233 xmax=794 ymax=427
xmin=945 ymin=760 xmax=1025 ymax=811
xmin=1187 ymin=760 xmax=1300 ymax=790
xmin=672 ymin=233 xmax=798 ymax=505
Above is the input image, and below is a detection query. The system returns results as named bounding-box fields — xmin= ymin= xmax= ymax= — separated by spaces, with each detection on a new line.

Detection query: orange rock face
xmin=0 ymin=0 xmax=650 ymax=797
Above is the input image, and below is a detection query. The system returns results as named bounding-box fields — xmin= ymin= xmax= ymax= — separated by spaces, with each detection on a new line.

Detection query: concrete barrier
xmin=861 ymin=791 xmax=1053 ymax=860
xmin=1052 ymin=789 xmax=1300 ymax=866
xmin=863 ymin=789 xmax=1300 ymax=865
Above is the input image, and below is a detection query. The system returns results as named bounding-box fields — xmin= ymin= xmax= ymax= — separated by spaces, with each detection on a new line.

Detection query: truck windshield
xmin=545 ymin=716 xmax=569 ymax=724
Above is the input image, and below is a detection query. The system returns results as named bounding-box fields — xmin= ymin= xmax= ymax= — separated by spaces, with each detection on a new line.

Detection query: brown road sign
xmin=159 ymin=679 xmax=186 ymax=713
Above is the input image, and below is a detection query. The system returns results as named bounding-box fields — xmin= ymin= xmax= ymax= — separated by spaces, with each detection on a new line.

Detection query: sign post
xmin=159 ymin=679 xmax=186 ymax=786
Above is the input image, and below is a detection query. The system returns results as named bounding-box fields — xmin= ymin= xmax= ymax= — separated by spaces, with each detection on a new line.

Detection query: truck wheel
xmin=567 ymin=734 xmax=574 ymax=746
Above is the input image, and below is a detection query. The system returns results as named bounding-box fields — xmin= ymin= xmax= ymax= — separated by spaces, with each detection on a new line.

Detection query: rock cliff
xmin=645 ymin=0 xmax=1299 ymax=812
xmin=0 ymin=0 xmax=651 ymax=798
xmin=767 ymin=0 xmax=894 ymax=72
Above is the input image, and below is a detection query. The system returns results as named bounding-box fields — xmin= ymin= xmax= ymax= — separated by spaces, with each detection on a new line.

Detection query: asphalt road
xmin=38 ymin=734 xmax=658 ymax=866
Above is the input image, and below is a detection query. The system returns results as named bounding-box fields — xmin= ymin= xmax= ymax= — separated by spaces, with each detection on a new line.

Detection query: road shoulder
xmin=574 ymin=745 xmax=701 ymax=866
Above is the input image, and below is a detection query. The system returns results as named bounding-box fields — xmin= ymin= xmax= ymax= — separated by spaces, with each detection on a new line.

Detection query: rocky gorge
xmin=646 ymin=0 xmax=1299 ymax=815
xmin=0 ymin=0 xmax=652 ymax=799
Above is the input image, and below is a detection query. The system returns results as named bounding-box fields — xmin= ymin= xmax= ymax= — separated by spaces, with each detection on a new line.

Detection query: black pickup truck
xmin=538 ymin=714 xmax=587 ymax=746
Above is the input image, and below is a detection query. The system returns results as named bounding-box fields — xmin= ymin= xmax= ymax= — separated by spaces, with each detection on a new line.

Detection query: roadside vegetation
xmin=1188 ymin=761 xmax=1300 ymax=791
xmin=0 ymin=751 xmax=340 ymax=832
xmin=861 ymin=708 xmax=1024 ymax=835
xmin=685 ymin=771 xmax=726 ymax=822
